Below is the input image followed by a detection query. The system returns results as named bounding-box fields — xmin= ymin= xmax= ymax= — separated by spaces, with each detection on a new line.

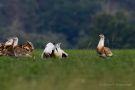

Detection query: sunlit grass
xmin=0 ymin=49 xmax=135 ymax=90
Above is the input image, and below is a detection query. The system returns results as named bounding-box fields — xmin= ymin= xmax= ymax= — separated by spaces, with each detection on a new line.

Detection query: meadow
xmin=0 ymin=49 xmax=135 ymax=90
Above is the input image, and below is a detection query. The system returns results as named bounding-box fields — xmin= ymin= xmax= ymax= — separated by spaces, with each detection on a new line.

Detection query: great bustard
xmin=2 ymin=37 xmax=34 ymax=57
xmin=41 ymin=42 xmax=68 ymax=58
xmin=2 ymin=37 xmax=18 ymax=56
xmin=14 ymin=41 xmax=34 ymax=57
xmin=96 ymin=34 xmax=113 ymax=57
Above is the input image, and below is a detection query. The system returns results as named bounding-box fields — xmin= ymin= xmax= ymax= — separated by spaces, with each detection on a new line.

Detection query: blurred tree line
xmin=0 ymin=0 xmax=135 ymax=49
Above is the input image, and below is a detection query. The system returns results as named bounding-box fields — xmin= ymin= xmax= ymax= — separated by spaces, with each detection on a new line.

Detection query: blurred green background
xmin=0 ymin=0 xmax=135 ymax=49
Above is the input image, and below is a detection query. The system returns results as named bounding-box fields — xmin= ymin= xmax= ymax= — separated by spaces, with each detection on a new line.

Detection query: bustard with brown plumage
xmin=2 ymin=37 xmax=34 ymax=57
xmin=13 ymin=40 xmax=34 ymax=57
xmin=2 ymin=37 xmax=17 ymax=56
xmin=96 ymin=34 xmax=113 ymax=57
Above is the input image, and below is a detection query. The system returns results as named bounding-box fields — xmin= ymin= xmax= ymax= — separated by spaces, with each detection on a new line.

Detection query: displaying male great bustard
xmin=96 ymin=34 xmax=113 ymax=57
xmin=41 ymin=42 xmax=68 ymax=58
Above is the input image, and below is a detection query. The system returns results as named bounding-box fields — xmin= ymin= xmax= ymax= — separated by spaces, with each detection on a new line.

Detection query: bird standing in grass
xmin=96 ymin=34 xmax=113 ymax=57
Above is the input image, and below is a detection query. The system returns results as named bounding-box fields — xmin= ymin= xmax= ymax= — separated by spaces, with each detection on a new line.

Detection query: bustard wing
xmin=14 ymin=47 xmax=32 ymax=57
xmin=103 ymin=47 xmax=113 ymax=57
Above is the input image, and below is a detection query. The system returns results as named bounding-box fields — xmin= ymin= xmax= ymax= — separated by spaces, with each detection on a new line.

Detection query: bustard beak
xmin=99 ymin=34 xmax=104 ymax=38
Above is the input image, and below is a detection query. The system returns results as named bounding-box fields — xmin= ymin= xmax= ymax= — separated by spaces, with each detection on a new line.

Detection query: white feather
xmin=41 ymin=42 xmax=55 ymax=58
xmin=44 ymin=42 xmax=55 ymax=54
xmin=4 ymin=38 xmax=14 ymax=46
xmin=54 ymin=43 xmax=68 ymax=58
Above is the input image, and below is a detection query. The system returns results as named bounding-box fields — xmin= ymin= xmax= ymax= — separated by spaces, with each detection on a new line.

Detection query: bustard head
xmin=99 ymin=34 xmax=105 ymax=39
xmin=5 ymin=38 xmax=14 ymax=46
xmin=22 ymin=41 xmax=34 ymax=51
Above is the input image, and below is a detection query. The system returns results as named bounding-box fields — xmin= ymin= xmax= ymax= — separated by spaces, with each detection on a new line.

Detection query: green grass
xmin=0 ymin=49 xmax=135 ymax=90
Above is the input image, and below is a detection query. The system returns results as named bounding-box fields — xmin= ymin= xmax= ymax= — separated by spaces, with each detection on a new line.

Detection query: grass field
xmin=0 ymin=49 xmax=135 ymax=90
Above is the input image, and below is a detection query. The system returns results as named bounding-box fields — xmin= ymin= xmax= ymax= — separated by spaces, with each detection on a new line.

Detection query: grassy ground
xmin=0 ymin=49 xmax=135 ymax=90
